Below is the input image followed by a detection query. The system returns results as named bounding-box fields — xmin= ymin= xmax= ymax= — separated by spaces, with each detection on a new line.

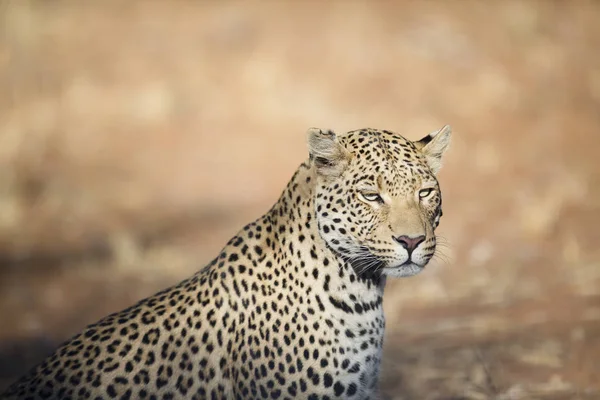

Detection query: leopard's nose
xmin=393 ymin=235 xmax=425 ymax=255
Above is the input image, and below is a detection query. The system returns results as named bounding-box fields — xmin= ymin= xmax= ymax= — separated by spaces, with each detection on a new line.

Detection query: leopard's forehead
xmin=339 ymin=129 xmax=420 ymax=162
xmin=338 ymin=128 xmax=435 ymax=189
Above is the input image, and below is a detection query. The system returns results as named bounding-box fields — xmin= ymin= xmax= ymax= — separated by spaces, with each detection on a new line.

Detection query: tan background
xmin=1 ymin=1 xmax=599 ymax=399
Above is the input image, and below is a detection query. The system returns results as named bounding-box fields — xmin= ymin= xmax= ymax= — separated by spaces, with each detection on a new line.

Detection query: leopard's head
xmin=308 ymin=126 xmax=451 ymax=278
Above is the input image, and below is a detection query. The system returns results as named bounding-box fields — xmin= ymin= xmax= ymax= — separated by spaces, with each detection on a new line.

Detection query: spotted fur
xmin=1 ymin=126 xmax=451 ymax=400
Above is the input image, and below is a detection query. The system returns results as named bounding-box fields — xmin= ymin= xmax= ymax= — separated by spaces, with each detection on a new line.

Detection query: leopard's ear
xmin=414 ymin=125 xmax=451 ymax=175
xmin=307 ymin=128 xmax=351 ymax=178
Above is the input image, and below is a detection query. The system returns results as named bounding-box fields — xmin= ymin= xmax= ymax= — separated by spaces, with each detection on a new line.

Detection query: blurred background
xmin=0 ymin=1 xmax=599 ymax=399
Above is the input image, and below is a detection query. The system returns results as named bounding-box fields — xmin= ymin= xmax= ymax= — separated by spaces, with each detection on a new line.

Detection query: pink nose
xmin=393 ymin=235 xmax=425 ymax=255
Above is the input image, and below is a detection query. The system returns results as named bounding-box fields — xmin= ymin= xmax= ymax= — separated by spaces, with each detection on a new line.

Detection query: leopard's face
xmin=309 ymin=127 xmax=450 ymax=278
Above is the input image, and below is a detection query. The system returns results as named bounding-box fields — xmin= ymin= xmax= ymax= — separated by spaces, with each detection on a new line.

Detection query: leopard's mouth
xmin=398 ymin=260 xmax=426 ymax=270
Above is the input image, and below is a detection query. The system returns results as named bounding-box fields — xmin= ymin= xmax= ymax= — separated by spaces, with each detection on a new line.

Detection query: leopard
xmin=1 ymin=125 xmax=451 ymax=400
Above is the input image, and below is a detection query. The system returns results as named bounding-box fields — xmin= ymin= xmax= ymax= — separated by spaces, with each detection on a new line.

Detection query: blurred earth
xmin=1 ymin=1 xmax=599 ymax=399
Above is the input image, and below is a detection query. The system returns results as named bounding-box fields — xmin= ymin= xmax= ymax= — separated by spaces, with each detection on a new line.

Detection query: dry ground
xmin=1 ymin=1 xmax=599 ymax=398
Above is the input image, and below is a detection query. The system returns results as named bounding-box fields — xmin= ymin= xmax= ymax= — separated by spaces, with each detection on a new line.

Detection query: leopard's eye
xmin=360 ymin=192 xmax=384 ymax=203
xmin=418 ymin=188 xmax=434 ymax=199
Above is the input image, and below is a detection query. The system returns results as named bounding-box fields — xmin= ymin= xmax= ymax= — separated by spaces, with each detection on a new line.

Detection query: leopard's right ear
xmin=307 ymin=128 xmax=351 ymax=178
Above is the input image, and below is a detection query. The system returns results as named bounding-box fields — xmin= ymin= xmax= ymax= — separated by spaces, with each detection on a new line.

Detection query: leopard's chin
xmin=381 ymin=261 xmax=425 ymax=278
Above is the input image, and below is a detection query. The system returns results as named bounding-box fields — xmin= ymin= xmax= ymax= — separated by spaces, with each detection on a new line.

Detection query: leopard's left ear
xmin=307 ymin=128 xmax=351 ymax=178
xmin=414 ymin=125 xmax=451 ymax=174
